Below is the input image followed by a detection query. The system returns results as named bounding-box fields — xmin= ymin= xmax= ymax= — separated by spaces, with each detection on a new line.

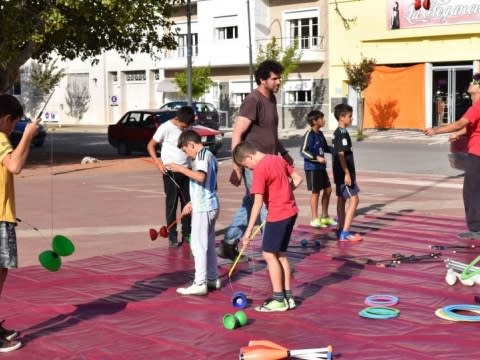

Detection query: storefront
xmin=328 ymin=0 xmax=480 ymax=130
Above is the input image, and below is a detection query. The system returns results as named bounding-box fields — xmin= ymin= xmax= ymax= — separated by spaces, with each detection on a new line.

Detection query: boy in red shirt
xmin=233 ymin=141 xmax=303 ymax=312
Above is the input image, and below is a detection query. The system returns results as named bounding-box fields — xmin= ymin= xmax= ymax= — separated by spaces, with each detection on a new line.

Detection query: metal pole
xmin=247 ymin=0 xmax=254 ymax=92
xmin=187 ymin=0 xmax=193 ymax=105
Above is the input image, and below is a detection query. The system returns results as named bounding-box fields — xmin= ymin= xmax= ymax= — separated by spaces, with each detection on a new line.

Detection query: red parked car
xmin=448 ymin=134 xmax=468 ymax=171
xmin=107 ymin=109 xmax=223 ymax=155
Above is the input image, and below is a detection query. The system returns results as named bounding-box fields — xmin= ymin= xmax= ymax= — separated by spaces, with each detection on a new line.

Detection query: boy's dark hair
xmin=0 ymin=94 xmax=24 ymax=119
xmin=306 ymin=110 xmax=324 ymax=126
xmin=254 ymin=60 xmax=284 ymax=85
xmin=177 ymin=129 xmax=201 ymax=148
xmin=232 ymin=141 xmax=257 ymax=166
xmin=334 ymin=103 xmax=353 ymax=121
xmin=176 ymin=106 xmax=195 ymax=125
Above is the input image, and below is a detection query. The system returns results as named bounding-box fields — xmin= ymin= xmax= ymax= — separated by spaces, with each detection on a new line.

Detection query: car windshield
xmin=161 ymin=102 xmax=216 ymax=112
xmin=194 ymin=103 xmax=215 ymax=112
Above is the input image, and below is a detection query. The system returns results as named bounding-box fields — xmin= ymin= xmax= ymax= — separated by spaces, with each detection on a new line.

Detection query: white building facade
xmin=19 ymin=0 xmax=328 ymax=129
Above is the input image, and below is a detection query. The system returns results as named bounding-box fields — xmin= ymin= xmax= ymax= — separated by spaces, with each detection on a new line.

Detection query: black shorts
xmin=262 ymin=214 xmax=297 ymax=253
xmin=305 ymin=169 xmax=331 ymax=193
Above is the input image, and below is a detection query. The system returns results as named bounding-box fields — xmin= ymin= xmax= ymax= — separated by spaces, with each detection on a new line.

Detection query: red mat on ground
xmin=3 ymin=211 xmax=478 ymax=359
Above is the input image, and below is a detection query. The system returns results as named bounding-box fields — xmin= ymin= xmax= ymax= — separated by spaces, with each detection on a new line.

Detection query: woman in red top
xmin=425 ymin=74 xmax=480 ymax=239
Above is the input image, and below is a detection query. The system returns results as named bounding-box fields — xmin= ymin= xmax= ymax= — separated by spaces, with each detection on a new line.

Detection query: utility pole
xmin=187 ymin=0 xmax=193 ymax=105
xmin=247 ymin=0 xmax=254 ymax=92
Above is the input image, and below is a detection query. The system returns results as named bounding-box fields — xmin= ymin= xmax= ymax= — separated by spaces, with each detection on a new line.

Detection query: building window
xmin=110 ymin=72 xmax=118 ymax=82
xmin=125 ymin=71 xmax=146 ymax=82
xmin=232 ymin=92 xmax=249 ymax=106
xmin=153 ymin=70 xmax=160 ymax=81
xmin=177 ymin=33 xmax=198 ymax=57
xmin=216 ymin=26 xmax=238 ymax=40
xmin=285 ymin=90 xmax=312 ymax=105
xmin=287 ymin=17 xmax=319 ymax=49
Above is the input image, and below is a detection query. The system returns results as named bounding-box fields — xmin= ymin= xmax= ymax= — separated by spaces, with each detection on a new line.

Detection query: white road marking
xmin=363 ymin=177 xmax=462 ymax=189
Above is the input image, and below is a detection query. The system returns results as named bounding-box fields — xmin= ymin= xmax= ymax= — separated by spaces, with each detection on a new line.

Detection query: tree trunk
xmin=357 ymin=92 xmax=365 ymax=140
xmin=0 ymin=41 xmax=35 ymax=93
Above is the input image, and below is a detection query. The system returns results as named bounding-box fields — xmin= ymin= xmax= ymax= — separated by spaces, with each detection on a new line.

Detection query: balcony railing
xmin=164 ymin=46 xmax=199 ymax=59
xmin=256 ymin=36 xmax=325 ymax=52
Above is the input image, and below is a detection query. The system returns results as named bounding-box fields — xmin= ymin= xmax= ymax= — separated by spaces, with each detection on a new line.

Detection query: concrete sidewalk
xmin=47 ymin=123 xmax=450 ymax=143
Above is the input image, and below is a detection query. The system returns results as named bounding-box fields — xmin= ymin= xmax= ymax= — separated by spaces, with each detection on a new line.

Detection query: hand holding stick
xmin=228 ymin=221 xmax=266 ymax=278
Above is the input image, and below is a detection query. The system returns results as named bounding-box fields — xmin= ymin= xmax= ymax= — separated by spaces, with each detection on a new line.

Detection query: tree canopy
xmin=0 ymin=0 xmax=184 ymax=93
xmin=174 ymin=66 xmax=214 ymax=100
xmin=256 ymin=36 xmax=302 ymax=84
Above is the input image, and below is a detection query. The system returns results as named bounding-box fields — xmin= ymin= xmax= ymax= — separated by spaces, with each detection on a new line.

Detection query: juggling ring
xmin=359 ymin=306 xmax=400 ymax=319
xmin=460 ymin=255 xmax=480 ymax=281
xmin=38 ymin=235 xmax=75 ymax=272
xmin=364 ymin=294 xmax=399 ymax=307
xmin=435 ymin=304 xmax=480 ymax=322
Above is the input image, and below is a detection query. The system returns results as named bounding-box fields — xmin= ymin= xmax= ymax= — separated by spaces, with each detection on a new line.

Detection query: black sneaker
xmin=0 ymin=321 xmax=18 ymax=341
xmin=169 ymin=240 xmax=180 ymax=248
xmin=216 ymin=243 xmax=239 ymax=261
xmin=0 ymin=338 xmax=21 ymax=352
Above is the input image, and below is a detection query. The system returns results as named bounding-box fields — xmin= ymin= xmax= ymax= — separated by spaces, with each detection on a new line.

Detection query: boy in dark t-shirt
xmin=331 ymin=104 xmax=362 ymax=242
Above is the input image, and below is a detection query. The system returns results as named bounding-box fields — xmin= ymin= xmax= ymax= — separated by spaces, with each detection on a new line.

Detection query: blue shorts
xmin=336 ymin=183 xmax=360 ymax=200
xmin=262 ymin=215 xmax=297 ymax=253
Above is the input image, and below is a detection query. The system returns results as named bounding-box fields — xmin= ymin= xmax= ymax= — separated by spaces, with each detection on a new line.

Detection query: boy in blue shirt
xmin=166 ymin=130 xmax=220 ymax=295
xmin=300 ymin=110 xmax=336 ymax=228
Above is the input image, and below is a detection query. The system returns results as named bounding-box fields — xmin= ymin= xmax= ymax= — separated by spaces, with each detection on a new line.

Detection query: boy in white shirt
xmin=147 ymin=106 xmax=194 ymax=248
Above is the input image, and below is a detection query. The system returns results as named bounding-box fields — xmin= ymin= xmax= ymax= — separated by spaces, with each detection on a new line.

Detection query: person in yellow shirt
xmin=0 ymin=95 xmax=41 ymax=352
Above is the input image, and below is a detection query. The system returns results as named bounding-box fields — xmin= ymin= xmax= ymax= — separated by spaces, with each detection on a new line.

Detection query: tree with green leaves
xmin=174 ymin=66 xmax=214 ymax=100
xmin=256 ymin=37 xmax=301 ymax=83
xmin=343 ymin=55 xmax=376 ymax=138
xmin=0 ymin=0 xmax=183 ymax=93
xmin=22 ymin=59 xmax=65 ymax=116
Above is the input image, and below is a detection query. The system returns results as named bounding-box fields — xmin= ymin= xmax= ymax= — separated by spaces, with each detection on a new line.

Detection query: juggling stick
xmin=149 ymin=216 xmax=182 ymax=241
xmin=445 ymin=259 xmax=480 ymax=286
xmin=228 ymin=220 xmax=265 ymax=278
xmin=334 ymin=252 xmax=441 ymax=268
xmin=37 ymin=90 xmax=56 ymax=118
xmin=240 ymin=344 xmax=333 ymax=360
xmin=430 ymin=244 xmax=476 ymax=251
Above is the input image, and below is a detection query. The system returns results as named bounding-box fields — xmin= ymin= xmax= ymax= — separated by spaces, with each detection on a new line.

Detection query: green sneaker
xmin=320 ymin=216 xmax=338 ymax=226
xmin=310 ymin=219 xmax=326 ymax=228
xmin=254 ymin=298 xmax=289 ymax=312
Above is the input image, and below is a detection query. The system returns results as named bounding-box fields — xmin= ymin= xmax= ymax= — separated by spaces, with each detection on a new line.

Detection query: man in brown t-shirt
xmin=217 ymin=60 xmax=294 ymax=261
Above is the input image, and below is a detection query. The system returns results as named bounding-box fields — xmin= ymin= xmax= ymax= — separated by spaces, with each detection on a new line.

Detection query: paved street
xmin=14 ymin=128 xmax=465 ymax=267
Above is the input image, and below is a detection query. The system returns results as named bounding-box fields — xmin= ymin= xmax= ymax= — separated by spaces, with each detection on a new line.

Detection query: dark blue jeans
xmin=223 ymin=169 xmax=267 ymax=246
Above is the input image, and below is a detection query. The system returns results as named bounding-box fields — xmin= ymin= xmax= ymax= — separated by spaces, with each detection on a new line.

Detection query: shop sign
xmin=387 ymin=0 xmax=480 ymax=30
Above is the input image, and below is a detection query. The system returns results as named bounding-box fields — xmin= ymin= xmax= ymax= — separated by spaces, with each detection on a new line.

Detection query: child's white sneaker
xmin=177 ymin=283 xmax=207 ymax=296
